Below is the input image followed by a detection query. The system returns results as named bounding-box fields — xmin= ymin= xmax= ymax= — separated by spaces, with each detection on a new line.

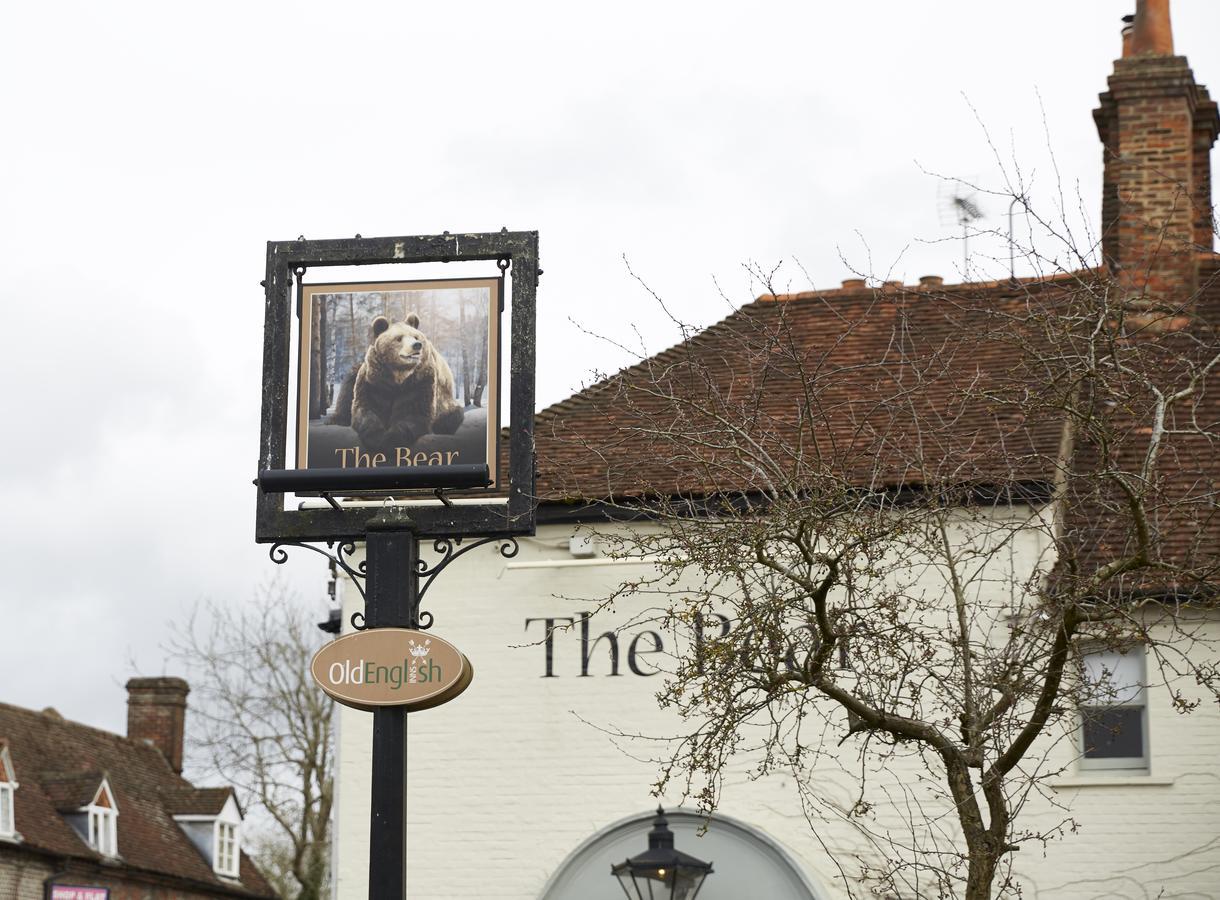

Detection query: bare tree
xmin=168 ymin=584 xmax=333 ymax=900
xmin=542 ymin=205 xmax=1220 ymax=898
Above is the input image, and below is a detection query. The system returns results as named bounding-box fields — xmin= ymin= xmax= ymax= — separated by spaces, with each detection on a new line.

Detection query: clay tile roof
xmin=534 ymin=273 xmax=1076 ymax=502
xmin=38 ymin=771 xmax=107 ymax=811
xmin=532 ymin=260 xmax=1220 ymax=591
xmin=162 ymin=786 xmax=236 ymax=818
xmin=0 ymin=702 xmax=275 ymax=899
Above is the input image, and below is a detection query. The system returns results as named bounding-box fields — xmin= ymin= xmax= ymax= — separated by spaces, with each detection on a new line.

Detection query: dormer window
xmin=89 ymin=806 xmax=116 ymax=855
xmin=0 ymin=783 xmax=12 ymax=837
xmin=85 ymin=779 xmax=119 ymax=857
xmin=171 ymin=790 xmax=243 ymax=878
xmin=0 ymin=744 xmax=16 ymax=839
xmin=215 ymin=820 xmax=239 ymax=877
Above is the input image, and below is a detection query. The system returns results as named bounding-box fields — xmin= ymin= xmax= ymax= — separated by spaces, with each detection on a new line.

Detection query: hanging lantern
xmin=611 ymin=807 xmax=714 ymax=900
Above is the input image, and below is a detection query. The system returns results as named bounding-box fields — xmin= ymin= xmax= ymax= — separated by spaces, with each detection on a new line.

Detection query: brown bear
xmin=349 ymin=313 xmax=464 ymax=454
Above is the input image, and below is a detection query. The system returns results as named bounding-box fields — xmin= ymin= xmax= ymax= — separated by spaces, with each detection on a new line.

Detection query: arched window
xmin=540 ymin=807 xmax=825 ymax=900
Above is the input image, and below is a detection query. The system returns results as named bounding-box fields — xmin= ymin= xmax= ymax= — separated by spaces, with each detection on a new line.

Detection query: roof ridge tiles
xmin=0 ymin=700 xmax=189 ymax=771
xmin=758 ymin=267 xmax=1101 ymax=304
xmin=0 ymin=701 xmax=125 ymax=743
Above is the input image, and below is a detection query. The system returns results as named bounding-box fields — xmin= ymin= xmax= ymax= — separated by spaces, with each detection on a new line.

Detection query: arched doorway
xmin=539 ymin=808 xmax=823 ymax=900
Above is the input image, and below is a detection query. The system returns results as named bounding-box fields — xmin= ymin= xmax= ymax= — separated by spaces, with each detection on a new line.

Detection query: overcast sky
xmin=3 ymin=1 xmax=1218 ymax=737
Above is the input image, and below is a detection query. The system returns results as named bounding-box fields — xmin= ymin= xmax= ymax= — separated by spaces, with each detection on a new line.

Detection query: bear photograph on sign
xmin=296 ymin=278 xmax=500 ymax=487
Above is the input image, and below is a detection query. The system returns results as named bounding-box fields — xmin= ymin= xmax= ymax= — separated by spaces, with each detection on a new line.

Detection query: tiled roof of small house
xmin=163 ymin=786 xmax=238 ymax=818
xmin=0 ymin=702 xmax=274 ymax=899
xmin=39 ymin=771 xmax=109 ymax=812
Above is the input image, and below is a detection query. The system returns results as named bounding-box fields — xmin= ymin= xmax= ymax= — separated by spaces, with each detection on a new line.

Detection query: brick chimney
xmin=1094 ymin=0 xmax=1219 ymax=309
xmin=126 ymin=677 xmax=190 ymax=774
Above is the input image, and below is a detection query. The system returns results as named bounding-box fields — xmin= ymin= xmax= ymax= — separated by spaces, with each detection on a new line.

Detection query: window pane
xmin=1082 ymin=706 xmax=1144 ymax=758
xmin=216 ymin=822 xmax=237 ymax=873
xmin=0 ymin=786 xmax=11 ymax=832
xmin=1083 ymin=651 xmax=1143 ymax=705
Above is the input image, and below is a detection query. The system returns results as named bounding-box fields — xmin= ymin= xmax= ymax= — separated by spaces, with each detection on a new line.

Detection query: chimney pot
xmin=919 ymin=275 xmax=944 ymax=288
xmin=126 ymin=677 xmax=190 ymax=774
xmin=1121 ymin=15 xmax=1135 ymax=58
xmin=840 ymin=278 xmax=866 ymax=290
xmin=1130 ymin=0 xmax=1174 ymax=57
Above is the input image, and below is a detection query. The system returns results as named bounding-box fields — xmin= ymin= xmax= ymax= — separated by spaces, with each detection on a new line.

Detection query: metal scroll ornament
xmin=271 ymin=536 xmax=518 ymax=631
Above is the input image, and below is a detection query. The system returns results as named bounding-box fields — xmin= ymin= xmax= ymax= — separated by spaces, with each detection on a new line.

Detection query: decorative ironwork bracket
xmin=270 ymin=541 xmax=368 ymax=630
xmin=270 ymin=536 xmax=519 ymax=633
xmin=418 ymin=536 xmax=520 ymax=601
xmin=407 ymin=536 xmax=519 ymax=629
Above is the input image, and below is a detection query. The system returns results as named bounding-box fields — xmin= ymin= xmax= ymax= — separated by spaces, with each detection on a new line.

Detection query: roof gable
xmin=90 ymin=779 xmax=115 ymax=810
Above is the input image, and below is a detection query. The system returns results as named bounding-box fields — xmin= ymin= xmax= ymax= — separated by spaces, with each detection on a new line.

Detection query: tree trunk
xmin=964 ymin=843 xmax=1001 ymax=900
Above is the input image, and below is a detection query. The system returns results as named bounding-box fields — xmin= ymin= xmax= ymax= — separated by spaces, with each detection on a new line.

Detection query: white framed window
xmin=214 ymin=820 xmax=240 ymax=877
xmin=88 ymin=805 xmax=117 ymax=856
xmin=0 ymin=745 xmax=15 ymax=839
xmin=1079 ymin=649 xmax=1148 ymax=771
xmin=84 ymin=779 xmax=118 ymax=857
xmin=0 ymin=783 xmax=14 ymax=838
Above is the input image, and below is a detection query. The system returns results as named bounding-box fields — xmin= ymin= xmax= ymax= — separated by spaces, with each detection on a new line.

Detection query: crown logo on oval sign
xmin=408 ymin=639 xmax=432 ymax=658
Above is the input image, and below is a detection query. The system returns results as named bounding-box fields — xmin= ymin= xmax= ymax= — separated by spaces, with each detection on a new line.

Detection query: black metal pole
xmin=365 ymin=528 xmax=418 ymax=900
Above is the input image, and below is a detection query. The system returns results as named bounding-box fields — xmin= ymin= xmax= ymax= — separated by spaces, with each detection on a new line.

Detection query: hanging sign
xmin=311 ymin=628 xmax=473 ymax=712
xmin=296 ymin=278 xmax=501 ymax=491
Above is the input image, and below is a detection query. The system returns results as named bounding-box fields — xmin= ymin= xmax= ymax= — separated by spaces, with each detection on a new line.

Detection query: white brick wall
xmin=331 ymin=520 xmax=1220 ymax=900
xmin=0 ymin=856 xmax=52 ymax=900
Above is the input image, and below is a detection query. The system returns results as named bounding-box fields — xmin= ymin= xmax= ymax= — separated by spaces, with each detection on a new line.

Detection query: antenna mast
xmin=938 ymin=183 xmax=985 ymax=279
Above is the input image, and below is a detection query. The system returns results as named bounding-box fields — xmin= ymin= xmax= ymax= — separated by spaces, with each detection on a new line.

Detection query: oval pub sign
xmin=311 ymin=628 xmax=473 ymax=712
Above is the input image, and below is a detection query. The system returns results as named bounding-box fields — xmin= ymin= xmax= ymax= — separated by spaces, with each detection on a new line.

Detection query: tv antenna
xmin=938 ymin=182 xmax=985 ymax=277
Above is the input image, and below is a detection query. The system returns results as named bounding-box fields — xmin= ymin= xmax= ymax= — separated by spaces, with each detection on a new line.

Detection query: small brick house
xmin=0 ymin=677 xmax=276 ymax=900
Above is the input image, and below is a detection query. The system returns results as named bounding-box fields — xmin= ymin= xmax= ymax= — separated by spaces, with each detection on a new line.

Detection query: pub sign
xmin=296 ymin=277 xmax=501 ymax=490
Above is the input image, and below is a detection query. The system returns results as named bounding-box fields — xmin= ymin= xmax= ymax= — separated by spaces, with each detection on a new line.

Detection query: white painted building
xmin=325 ymin=3 xmax=1220 ymax=897
xmin=328 ymin=518 xmax=1220 ymax=899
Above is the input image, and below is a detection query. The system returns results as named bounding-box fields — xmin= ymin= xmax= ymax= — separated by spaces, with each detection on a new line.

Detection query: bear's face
xmin=370 ymin=314 xmax=428 ymax=376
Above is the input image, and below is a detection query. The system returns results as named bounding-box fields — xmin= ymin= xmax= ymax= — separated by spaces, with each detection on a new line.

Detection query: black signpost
xmin=254 ymin=230 xmax=539 ymax=899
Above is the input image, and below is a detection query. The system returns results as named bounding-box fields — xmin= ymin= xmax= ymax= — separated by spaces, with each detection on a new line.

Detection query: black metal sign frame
xmin=255 ymin=230 xmax=538 ymax=543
